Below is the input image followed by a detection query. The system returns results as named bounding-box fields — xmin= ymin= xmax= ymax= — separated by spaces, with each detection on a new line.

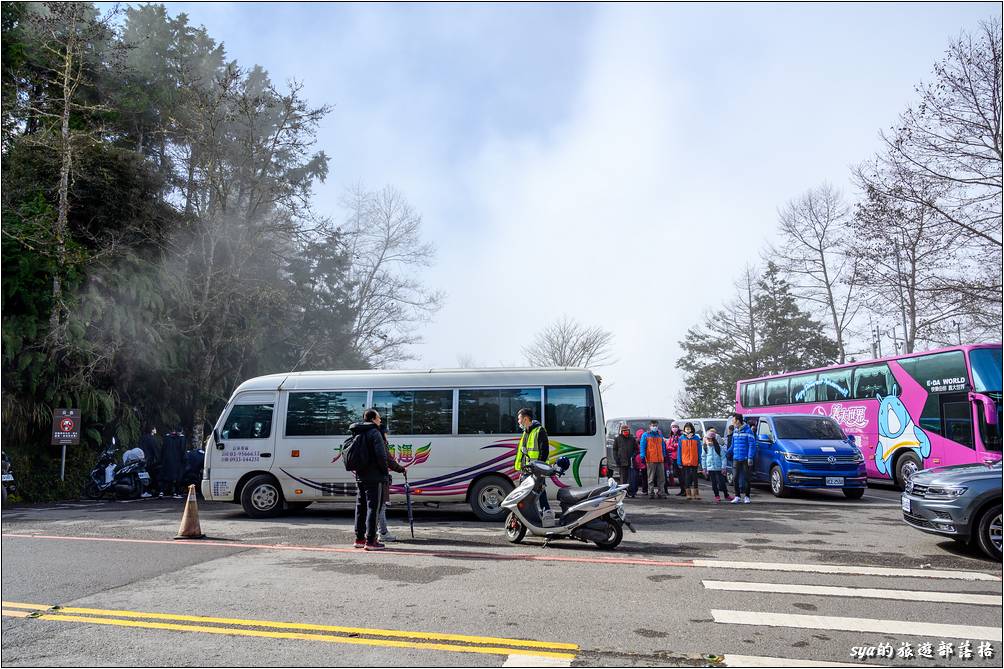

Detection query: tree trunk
xmin=49 ymin=44 xmax=75 ymax=347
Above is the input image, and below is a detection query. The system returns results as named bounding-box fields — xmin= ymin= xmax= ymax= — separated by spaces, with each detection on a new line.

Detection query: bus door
xmin=971 ymin=394 xmax=1003 ymax=463
xmin=941 ymin=392 xmax=976 ymax=456
xmin=213 ymin=392 xmax=278 ymax=482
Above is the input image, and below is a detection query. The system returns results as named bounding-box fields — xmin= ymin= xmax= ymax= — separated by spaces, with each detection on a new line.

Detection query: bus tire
xmin=894 ymin=451 xmax=922 ymax=489
xmin=769 ymin=465 xmax=789 ymax=498
xmin=469 ymin=475 xmax=513 ymax=522
xmin=241 ymin=474 xmax=285 ymax=518
xmin=975 ymin=503 xmax=1003 ymax=561
xmin=842 ymin=488 xmax=865 ymax=500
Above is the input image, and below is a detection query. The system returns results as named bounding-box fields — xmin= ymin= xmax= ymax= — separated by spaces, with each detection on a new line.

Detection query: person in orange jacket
xmin=677 ymin=422 xmax=703 ymax=500
xmin=639 ymin=421 xmax=668 ymax=499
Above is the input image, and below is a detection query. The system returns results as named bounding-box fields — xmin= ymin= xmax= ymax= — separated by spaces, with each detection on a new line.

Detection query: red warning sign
xmin=51 ymin=408 xmax=81 ymax=446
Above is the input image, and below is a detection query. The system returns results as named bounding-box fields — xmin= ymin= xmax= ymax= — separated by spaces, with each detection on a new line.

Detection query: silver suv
xmin=901 ymin=461 xmax=1002 ymax=560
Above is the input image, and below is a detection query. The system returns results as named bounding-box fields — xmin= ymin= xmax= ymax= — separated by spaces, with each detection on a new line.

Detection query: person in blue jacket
xmin=727 ymin=413 xmax=756 ymax=504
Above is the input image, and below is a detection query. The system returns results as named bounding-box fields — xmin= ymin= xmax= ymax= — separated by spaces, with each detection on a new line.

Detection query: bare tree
xmin=522 ymin=316 xmax=615 ymax=369
xmin=340 ymin=185 xmax=444 ymax=367
xmin=456 ymin=353 xmax=477 ymax=368
xmin=851 ymin=187 xmax=986 ymax=353
xmin=866 ymin=18 xmax=1002 ymax=249
xmin=772 ymin=184 xmax=861 ymax=362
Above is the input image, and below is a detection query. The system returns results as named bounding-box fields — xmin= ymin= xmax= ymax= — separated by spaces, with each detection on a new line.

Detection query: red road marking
xmin=1 ymin=533 xmax=695 ymax=568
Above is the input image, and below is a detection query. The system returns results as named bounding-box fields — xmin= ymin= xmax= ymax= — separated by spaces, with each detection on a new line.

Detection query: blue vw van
xmin=749 ymin=414 xmax=868 ymax=499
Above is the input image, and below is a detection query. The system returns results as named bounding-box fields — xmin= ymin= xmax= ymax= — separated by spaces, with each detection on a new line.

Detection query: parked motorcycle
xmin=501 ymin=456 xmax=635 ymax=549
xmin=1 ymin=451 xmax=15 ymax=504
xmin=83 ymin=439 xmax=150 ymax=500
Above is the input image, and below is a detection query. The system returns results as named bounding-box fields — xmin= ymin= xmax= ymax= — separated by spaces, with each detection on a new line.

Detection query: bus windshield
xmin=970 ymin=348 xmax=1002 ymax=393
xmin=773 ymin=416 xmax=846 ymax=441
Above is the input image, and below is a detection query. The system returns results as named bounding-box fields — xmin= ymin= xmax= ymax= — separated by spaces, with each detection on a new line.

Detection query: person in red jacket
xmin=666 ymin=422 xmax=686 ymax=497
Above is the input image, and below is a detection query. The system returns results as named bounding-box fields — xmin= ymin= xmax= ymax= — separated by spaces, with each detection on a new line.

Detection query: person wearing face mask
xmin=702 ymin=428 xmax=731 ymax=503
xmin=612 ymin=423 xmax=638 ymax=493
xmin=638 ymin=421 xmax=667 ymax=499
xmin=666 ymin=422 xmax=686 ymax=497
xmin=515 ymin=407 xmax=551 ymax=514
xmin=678 ymin=422 xmax=703 ymax=500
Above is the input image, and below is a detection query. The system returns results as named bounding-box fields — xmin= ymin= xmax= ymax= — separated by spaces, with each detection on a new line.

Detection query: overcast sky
xmin=161 ymin=1 xmax=997 ymax=419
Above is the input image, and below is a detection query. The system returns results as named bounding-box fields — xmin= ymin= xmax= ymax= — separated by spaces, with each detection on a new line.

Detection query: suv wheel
xmin=975 ymin=504 xmax=1003 ymax=561
xmin=769 ymin=465 xmax=789 ymax=498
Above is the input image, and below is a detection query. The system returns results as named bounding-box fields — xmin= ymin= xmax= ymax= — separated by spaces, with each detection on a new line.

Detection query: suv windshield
xmin=773 ymin=416 xmax=846 ymax=441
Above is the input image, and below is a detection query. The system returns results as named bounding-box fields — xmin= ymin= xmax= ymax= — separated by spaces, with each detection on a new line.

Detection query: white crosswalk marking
xmin=691 ymin=559 xmax=1000 ymax=581
xmin=722 ymin=655 xmax=880 ymax=667
xmin=502 ymin=654 xmax=572 ymax=667
xmin=711 ymin=609 xmax=1003 ymax=642
xmin=702 ymin=579 xmax=1001 ymax=606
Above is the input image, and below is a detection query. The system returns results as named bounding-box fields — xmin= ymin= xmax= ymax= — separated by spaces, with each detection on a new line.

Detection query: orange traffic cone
xmin=173 ymin=484 xmax=206 ymax=540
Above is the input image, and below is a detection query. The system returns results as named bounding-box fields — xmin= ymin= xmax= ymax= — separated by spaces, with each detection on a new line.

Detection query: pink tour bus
xmin=735 ymin=343 xmax=1002 ymax=488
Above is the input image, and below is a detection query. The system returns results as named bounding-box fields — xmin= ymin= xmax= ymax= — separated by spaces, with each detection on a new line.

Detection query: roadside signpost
xmin=51 ymin=408 xmax=81 ymax=481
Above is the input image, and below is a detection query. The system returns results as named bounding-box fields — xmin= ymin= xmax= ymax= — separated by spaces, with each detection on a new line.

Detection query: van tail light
xmin=599 ymin=456 xmax=609 ymax=479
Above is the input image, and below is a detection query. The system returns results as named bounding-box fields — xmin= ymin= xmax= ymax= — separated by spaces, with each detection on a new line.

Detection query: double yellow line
xmin=1 ymin=602 xmax=577 ymax=660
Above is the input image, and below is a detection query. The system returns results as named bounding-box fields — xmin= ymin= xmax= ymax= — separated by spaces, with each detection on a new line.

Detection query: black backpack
xmin=342 ymin=432 xmax=371 ymax=472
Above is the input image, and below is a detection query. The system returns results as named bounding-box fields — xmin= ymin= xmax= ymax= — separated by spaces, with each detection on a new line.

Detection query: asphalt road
xmin=2 ymin=482 xmax=1001 ymax=667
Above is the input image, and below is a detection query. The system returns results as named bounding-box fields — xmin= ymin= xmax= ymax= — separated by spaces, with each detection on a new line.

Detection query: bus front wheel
xmin=894 ymin=452 xmax=922 ymax=489
xmin=241 ymin=474 xmax=285 ymax=518
xmin=470 ymin=475 xmax=513 ymax=522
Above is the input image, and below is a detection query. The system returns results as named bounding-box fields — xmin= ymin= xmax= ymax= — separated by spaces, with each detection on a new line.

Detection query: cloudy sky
xmin=162 ymin=2 xmax=996 ymax=418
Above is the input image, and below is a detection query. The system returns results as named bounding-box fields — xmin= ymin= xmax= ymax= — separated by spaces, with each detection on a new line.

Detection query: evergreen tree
xmin=675 ymin=262 xmax=838 ymax=416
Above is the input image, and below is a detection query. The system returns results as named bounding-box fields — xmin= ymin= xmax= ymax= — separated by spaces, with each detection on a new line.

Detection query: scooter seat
xmin=557 ymin=483 xmax=610 ymax=506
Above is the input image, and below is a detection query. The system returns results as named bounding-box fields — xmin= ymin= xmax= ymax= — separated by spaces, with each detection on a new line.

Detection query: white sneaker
xmin=731 ymin=496 xmax=742 ymax=504
xmin=380 ymin=533 xmax=398 ymax=542
xmin=743 ymin=496 xmax=751 ymax=504
xmin=141 ymin=492 xmax=153 ymax=498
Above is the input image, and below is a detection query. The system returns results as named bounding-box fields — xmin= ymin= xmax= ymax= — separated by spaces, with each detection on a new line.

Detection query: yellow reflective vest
xmin=515 ymin=425 xmax=543 ymax=470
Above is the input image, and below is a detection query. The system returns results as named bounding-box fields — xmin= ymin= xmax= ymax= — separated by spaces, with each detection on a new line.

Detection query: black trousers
xmin=683 ymin=466 xmax=699 ymax=488
xmin=354 ymin=480 xmax=381 ymax=542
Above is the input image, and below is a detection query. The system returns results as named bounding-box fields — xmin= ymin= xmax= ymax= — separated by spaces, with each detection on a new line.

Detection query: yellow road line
xmin=1 ymin=611 xmax=576 ymax=659
xmin=2 ymin=601 xmax=51 ymax=610
xmin=0 ymin=601 xmax=574 ymax=651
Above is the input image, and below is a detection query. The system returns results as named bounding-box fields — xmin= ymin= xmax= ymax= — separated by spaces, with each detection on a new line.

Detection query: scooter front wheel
xmin=593 ymin=518 xmax=623 ymax=550
xmin=83 ymin=481 xmax=102 ymax=500
xmin=505 ymin=512 xmax=526 ymax=544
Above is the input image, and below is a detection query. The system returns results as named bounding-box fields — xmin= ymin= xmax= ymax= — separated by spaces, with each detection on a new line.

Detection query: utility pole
xmin=893 ymin=236 xmax=911 ymax=353
xmin=950 ymin=319 xmax=962 ymax=345
xmin=889 ymin=326 xmax=901 ymax=354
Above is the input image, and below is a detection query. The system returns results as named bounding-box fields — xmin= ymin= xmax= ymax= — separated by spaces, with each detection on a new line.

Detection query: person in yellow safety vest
xmin=515 ymin=407 xmax=551 ymax=512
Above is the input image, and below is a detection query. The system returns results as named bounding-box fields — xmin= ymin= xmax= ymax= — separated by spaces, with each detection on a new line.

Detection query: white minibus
xmin=202 ymin=367 xmax=606 ymax=521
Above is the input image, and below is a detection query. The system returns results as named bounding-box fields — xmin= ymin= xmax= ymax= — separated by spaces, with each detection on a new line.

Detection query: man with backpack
xmin=345 ymin=409 xmax=390 ymax=550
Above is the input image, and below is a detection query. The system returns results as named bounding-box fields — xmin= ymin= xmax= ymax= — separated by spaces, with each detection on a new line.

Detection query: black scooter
xmin=83 ymin=439 xmax=150 ymax=500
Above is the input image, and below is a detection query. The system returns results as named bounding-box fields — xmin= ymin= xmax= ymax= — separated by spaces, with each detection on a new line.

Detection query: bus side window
xmin=818 ymin=369 xmax=851 ymax=401
xmin=853 ymin=364 xmax=897 ymax=399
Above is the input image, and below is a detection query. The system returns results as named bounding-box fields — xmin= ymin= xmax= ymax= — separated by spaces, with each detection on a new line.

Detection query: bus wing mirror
xmin=213 ymin=427 xmax=225 ymax=450
xmin=971 ymin=393 xmax=998 ymax=426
